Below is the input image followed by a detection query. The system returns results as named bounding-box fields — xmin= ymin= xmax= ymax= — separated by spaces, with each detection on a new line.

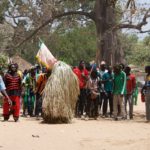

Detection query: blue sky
xmin=134 ymin=0 xmax=150 ymax=39
xmin=122 ymin=0 xmax=150 ymax=39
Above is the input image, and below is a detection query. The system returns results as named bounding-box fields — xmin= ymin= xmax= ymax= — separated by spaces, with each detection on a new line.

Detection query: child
xmin=86 ymin=69 xmax=100 ymax=120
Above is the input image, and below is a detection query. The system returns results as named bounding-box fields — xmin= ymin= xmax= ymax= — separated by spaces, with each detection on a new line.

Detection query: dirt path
xmin=0 ymin=97 xmax=150 ymax=150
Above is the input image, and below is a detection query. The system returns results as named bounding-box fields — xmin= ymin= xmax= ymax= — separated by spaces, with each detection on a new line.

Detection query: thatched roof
xmin=10 ymin=55 xmax=32 ymax=72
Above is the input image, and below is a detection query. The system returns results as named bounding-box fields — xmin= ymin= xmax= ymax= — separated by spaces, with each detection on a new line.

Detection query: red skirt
xmin=3 ymin=96 xmax=20 ymax=117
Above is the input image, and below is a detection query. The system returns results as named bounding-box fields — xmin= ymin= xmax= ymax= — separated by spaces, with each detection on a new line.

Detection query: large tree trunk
xmin=94 ymin=0 xmax=123 ymax=66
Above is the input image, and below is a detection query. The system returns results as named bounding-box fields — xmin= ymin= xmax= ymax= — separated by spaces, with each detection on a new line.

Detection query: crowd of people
xmin=0 ymin=60 xmax=150 ymax=122
xmin=0 ymin=63 xmax=51 ymax=122
xmin=73 ymin=60 xmax=140 ymax=121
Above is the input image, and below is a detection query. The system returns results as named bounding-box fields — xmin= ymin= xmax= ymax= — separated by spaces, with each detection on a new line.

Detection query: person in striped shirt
xmin=3 ymin=64 xmax=22 ymax=122
xmin=113 ymin=64 xmax=126 ymax=121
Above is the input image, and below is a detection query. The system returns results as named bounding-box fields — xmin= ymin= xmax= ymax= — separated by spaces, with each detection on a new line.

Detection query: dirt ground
xmin=0 ymin=97 xmax=150 ymax=150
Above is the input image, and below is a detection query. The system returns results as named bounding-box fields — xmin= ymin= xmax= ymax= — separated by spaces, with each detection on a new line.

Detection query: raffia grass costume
xmin=42 ymin=61 xmax=80 ymax=123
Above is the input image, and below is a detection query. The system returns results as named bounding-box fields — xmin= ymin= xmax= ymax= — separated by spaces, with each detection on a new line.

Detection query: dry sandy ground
xmin=0 ymin=98 xmax=150 ymax=150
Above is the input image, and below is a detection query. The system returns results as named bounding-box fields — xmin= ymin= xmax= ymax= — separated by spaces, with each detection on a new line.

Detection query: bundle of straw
xmin=42 ymin=61 xmax=79 ymax=123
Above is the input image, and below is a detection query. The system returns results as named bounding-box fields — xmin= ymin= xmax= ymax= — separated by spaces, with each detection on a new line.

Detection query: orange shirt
xmin=36 ymin=73 xmax=47 ymax=95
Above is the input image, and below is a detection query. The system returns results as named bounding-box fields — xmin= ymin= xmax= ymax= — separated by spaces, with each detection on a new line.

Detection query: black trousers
xmin=75 ymin=89 xmax=87 ymax=116
xmin=35 ymin=93 xmax=43 ymax=116
xmin=86 ymin=96 xmax=99 ymax=117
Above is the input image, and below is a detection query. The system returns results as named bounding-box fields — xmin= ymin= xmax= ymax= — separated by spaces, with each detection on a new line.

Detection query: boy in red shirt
xmin=124 ymin=66 xmax=136 ymax=119
xmin=73 ymin=60 xmax=89 ymax=117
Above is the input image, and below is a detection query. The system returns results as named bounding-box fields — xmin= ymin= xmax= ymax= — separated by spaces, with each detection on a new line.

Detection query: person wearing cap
xmin=102 ymin=66 xmax=114 ymax=117
xmin=98 ymin=61 xmax=108 ymax=117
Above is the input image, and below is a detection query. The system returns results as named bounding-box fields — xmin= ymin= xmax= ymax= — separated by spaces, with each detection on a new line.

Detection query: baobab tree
xmin=2 ymin=0 xmax=150 ymax=65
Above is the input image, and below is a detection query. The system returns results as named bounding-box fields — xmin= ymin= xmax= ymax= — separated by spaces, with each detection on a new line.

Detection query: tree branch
xmin=5 ymin=14 xmax=25 ymax=19
xmin=113 ymin=9 xmax=150 ymax=31
xmin=6 ymin=10 xmax=19 ymax=26
xmin=140 ymin=29 xmax=150 ymax=33
xmin=15 ymin=10 xmax=94 ymax=48
xmin=126 ymin=0 xmax=136 ymax=9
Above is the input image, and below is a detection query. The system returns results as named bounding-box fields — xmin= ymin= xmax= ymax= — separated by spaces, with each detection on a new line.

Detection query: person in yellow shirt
xmin=13 ymin=63 xmax=23 ymax=78
xmin=17 ymin=70 xmax=23 ymax=78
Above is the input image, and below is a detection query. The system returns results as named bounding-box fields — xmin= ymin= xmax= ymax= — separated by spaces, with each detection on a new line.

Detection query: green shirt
xmin=102 ymin=72 xmax=114 ymax=92
xmin=113 ymin=71 xmax=126 ymax=95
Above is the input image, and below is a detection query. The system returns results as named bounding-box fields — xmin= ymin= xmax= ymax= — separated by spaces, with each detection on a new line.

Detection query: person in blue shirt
xmin=141 ymin=66 xmax=150 ymax=121
xmin=0 ymin=75 xmax=12 ymax=106
xmin=0 ymin=76 xmax=5 ymax=91
xmin=102 ymin=66 xmax=114 ymax=117
xmin=98 ymin=61 xmax=108 ymax=117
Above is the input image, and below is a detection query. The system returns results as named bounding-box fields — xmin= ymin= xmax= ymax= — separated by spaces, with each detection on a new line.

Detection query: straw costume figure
xmin=42 ymin=61 xmax=79 ymax=123
xmin=36 ymin=41 xmax=79 ymax=123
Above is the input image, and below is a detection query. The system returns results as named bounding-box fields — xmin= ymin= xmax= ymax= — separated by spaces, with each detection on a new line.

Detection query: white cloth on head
xmin=100 ymin=61 xmax=106 ymax=65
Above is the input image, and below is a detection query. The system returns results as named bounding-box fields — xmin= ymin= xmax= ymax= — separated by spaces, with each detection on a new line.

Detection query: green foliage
xmin=48 ymin=23 xmax=96 ymax=65
xmin=123 ymin=34 xmax=150 ymax=66
xmin=15 ymin=23 xmax=96 ymax=66
xmin=143 ymin=36 xmax=150 ymax=46
xmin=0 ymin=0 xmax=9 ymax=22
xmin=120 ymin=33 xmax=138 ymax=59
xmin=17 ymin=38 xmax=39 ymax=64
xmin=1 ymin=0 xmax=149 ymax=67
xmin=0 ymin=53 xmax=8 ymax=69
